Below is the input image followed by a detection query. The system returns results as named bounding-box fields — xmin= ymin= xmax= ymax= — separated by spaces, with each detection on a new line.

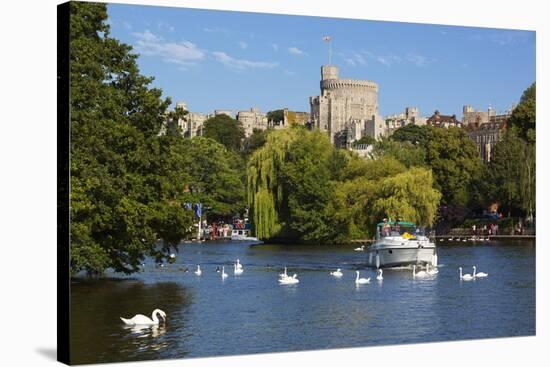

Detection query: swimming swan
xmin=120 ymin=309 xmax=166 ymax=326
xmin=376 ymin=269 xmax=383 ymax=281
xmin=236 ymin=259 xmax=243 ymax=270
xmin=459 ymin=267 xmax=474 ymax=281
xmin=413 ymin=265 xmax=429 ymax=278
xmin=194 ymin=265 xmax=202 ymax=276
xmin=472 ymin=266 xmax=488 ymax=278
xmin=234 ymin=263 xmax=243 ymax=275
xmin=221 ymin=266 xmax=228 ymax=279
xmin=354 ymin=245 xmax=365 ymax=251
xmin=355 ymin=271 xmax=370 ymax=284
xmin=426 ymin=263 xmax=439 ymax=275
xmin=279 ymin=274 xmax=299 ymax=284
xmin=330 ymin=268 xmax=343 ymax=277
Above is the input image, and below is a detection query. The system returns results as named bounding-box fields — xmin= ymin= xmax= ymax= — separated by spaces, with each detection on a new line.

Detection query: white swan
xmin=413 ymin=265 xmax=429 ymax=278
xmin=279 ymin=273 xmax=299 ymax=284
xmin=330 ymin=268 xmax=343 ymax=277
xmin=355 ymin=271 xmax=370 ymax=284
xmin=426 ymin=263 xmax=439 ymax=275
xmin=120 ymin=309 xmax=166 ymax=326
xmin=376 ymin=269 xmax=383 ymax=281
xmin=354 ymin=245 xmax=365 ymax=251
xmin=459 ymin=267 xmax=474 ymax=281
xmin=472 ymin=266 xmax=488 ymax=278
xmin=236 ymin=259 xmax=243 ymax=270
xmin=279 ymin=267 xmax=289 ymax=279
xmin=194 ymin=265 xmax=202 ymax=276
xmin=234 ymin=263 xmax=243 ymax=275
xmin=221 ymin=266 xmax=228 ymax=279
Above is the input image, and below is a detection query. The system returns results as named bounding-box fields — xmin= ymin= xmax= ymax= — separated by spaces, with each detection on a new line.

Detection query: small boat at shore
xmin=230 ymin=228 xmax=260 ymax=242
xmin=366 ymin=221 xmax=437 ymax=269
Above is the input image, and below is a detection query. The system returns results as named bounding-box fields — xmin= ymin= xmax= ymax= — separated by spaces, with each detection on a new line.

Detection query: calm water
xmin=71 ymin=239 xmax=536 ymax=364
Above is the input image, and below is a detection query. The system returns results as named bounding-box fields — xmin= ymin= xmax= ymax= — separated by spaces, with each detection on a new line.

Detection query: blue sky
xmin=107 ymin=3 xmax=535 ymax=118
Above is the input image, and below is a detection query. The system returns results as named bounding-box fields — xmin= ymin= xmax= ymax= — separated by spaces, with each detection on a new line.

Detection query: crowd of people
xmin=200 ymin=218 xmax=249 ymax=240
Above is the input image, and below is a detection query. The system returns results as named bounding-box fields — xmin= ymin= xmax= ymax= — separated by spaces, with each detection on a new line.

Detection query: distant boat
xmin=230 ymin=228 xmax=260 ymax=242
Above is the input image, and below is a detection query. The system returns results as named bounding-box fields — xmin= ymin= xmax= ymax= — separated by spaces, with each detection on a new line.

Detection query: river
xmin=70 ymin=239 xmax=535 ymax=364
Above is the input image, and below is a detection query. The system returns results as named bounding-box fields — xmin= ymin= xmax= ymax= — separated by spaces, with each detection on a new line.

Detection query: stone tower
xmin=309 ymin=65 xmax=383 ymax=146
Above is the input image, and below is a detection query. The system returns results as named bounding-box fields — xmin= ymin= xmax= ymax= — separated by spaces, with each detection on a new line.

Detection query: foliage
xmin=243 ymin=128 xmax=270 ymax=156
xmin=391 ymin=124 xmax=430 ymax=145
xmin=247 ymin=128 xmax=442 ymax=242
xmin=370 ymin=137 xmax=426 ymax=168
xmin=70 ymin=2 xmax=196 ymax=275
xmin=266 ymin=109 xmax=284 ymax=123
xmin=424 ymin=126 xmax=482 ymax=206
xmin=508 ymin=82 xmax=535 ymax=142
xmin=202 ymin=114 xmax=245 ymax=151
xmin=352 ymin=135 xmax=376 ymax=147
xmin=487 ymin=130 xmax=534 ymax=217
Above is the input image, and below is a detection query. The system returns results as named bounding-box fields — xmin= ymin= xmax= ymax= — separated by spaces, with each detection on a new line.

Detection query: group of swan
xmin=121 ymin=309 xmax=166 ymax=326
xmin=190 ymin=259 xmax=244 ymax=279
xmin=279 ymin=267 xmax=300 ymax=284
xmin=459 ymin=266 xmax=488 ymax=281
xmin=443 ymin=237 xmax=490 ymax=242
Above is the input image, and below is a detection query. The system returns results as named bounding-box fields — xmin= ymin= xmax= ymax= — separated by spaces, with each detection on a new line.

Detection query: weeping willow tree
xmin=372 ymin=167 xmax=442 ymax=226
xmin=247 ymin=128 xmax=297 ymax=238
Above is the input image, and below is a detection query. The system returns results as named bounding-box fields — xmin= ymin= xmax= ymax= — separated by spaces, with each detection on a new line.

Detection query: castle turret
xmin=321 ymin=65 xmax=339 ymax=81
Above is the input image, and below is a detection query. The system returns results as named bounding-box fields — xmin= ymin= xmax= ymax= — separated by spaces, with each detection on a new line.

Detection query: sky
xmin=106 ymin=3 xmax=536 ymax=118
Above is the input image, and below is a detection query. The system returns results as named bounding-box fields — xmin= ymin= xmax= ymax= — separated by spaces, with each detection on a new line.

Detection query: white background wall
xmin=0 ymin=0 xmax=547 ymax=366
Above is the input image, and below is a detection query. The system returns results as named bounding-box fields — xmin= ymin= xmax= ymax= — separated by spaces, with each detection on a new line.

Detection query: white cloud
xmin=238 ymin=41 xmax=248 ymax=50
xmin=132 ymin=30 xmax=205 ymax=66
xmin=406 ymin=53 xmax=427 ymax=67
xmin=288 ymin=47 xmax=307 ymax=56
xmin=284 ymin=69 xmax=296 ymax=76
xmin=272 ymin=43 xmax=279 ymax=51
xmin=212 ymin=51 xmax=278 ymax=70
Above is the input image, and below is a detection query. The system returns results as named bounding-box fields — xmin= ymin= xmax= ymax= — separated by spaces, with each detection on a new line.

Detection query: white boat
xmin=230 ymin=228 xmax=260 ymax=241
xmin=366 ymin=221 xmax=437 ymax=269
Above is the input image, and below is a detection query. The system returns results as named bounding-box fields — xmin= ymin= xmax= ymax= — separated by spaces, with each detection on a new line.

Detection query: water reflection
xmin=71 ymin=278 xmax=192 ymax=364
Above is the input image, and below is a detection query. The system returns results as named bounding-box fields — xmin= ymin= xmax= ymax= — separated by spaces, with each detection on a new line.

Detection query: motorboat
xmin=366 ymin=220 xmax=437 ymax=269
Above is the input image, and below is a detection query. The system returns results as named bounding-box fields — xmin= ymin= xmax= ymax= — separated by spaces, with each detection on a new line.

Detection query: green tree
xmin=70 ymin=2 xmax=194 ymax=275
xmin=391 ymin=124 xmax=430 ymax=145
xmin=370 ymin=137 xmax=426 ymax=168
xmin=202 ymin=114 xmax=245 ymax=151
xmin=266 ymin=109 xmax=284 ymax=123
xmin=352 ymin=135 xmax=376 ymax=147
xmin=508 ymin=83 xmax=536 ymax=142
xmin=242 ymin=128 xmax=270 ymax=156
xmin=424 ymin=127 xmax=482 ymax=206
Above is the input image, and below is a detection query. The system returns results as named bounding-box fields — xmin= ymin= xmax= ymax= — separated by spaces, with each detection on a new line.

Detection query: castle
xmin=309 ymin=65 xmax=384 ymax=148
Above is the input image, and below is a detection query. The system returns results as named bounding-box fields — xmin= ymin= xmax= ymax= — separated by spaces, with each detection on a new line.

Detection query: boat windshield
xmin=377 ymin=221 xmax=424 ymax=238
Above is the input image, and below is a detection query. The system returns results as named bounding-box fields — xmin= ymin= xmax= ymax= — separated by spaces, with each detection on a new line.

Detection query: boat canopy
xmin=376 ymin=221 xmax=415 ymax=227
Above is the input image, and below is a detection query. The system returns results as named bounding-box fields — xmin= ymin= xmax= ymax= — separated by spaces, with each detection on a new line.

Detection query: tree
xmin=352 ymin=136 xmax=376 ymax=147
xmin=508 ymin=82 xmax=536 ymax=142
xmin=266 ymin=109 xmax=284 ymax=123
xmin=242 ymin=128 xmax=270 ymax=156
xmin=202 ymin=114 xmax=245 ymax=151
xmin=424 ymin=127 xmax=482 ymax=206
xmin=488 ymin=130 xmax=533 ymax=218
xmin=370 ymin=137 xmax=426 ymax=168
xmin=70 ymin=2 xmax=194 ymax=275
xmin=391 ymin=124 xmax=430 ymax=145
xmin=247 ymin=128 xmax=441 ymax=243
